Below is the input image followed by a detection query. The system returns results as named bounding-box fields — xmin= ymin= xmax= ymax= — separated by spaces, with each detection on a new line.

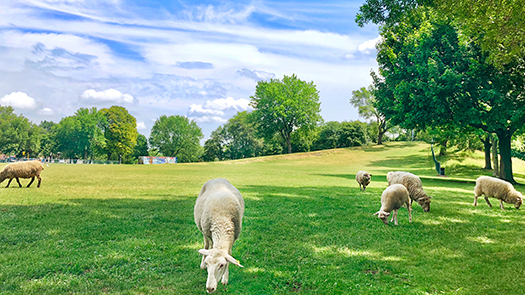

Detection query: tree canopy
xmin=149 ymin=115 xmax=203 ymax=162
xmin=100 ymin=106 xmax=138 ymax=161
xmin=250 ymin=74 xmax=322 ymax=154
xmin=350 ymin=85 xmax=389 ymax=144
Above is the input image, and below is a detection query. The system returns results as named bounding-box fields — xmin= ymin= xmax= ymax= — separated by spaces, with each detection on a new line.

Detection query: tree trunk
xmin=439 ymin=140 xmax=448 ymax=156
xmin=377 ymin=130 xmax=385 ymax=145
xmin=497 ymin=131 xmax=514 ymax=183
xmin=286 ymin=135 xmax=292 ymax=154
xmin=492 ymin=135 xmax=499 ymax=178
xmin=483 ymin=134 xmax=492 ymax=170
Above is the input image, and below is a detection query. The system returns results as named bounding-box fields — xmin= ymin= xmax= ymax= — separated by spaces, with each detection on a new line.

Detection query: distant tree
xmin=250 ymin=74 xmax=322 ymax=154
xmin=0 ymin=106 xmax=40 ymax=157
xmin=149 ymin=115 xmax=203 ymax=162
xmin=350 ymin=86 xmax=389 ymax=145
xmin=222 ymin=111 xmax=263 ymax=160
xmin=312 ymin=121 xmax=342 ymax=150
xmin=202 ymin=127 xmax=225 ymax=162
xmin=39 ymin=121 xmax=57 ymax=159
xmin=133 ymin=134 xmax=149 ymax=159
xmin=339 ymin=121 xmax=369 ymax=148
xmin=100 ymin=106 xmax=138 ymax=162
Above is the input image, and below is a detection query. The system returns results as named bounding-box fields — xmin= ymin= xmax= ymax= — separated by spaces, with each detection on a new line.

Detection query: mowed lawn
xmin=1 ymin=142 xmax=525 ymax=294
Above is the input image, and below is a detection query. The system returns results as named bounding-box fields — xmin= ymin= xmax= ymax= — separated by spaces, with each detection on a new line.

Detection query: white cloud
xmin=136 ymin=121 xmax=146 ymax=130
xmin=80 ymin=89 xmax=134 ymax=103
xmin=204 ymin=97 xmax=252 ymax=112
xmin=190 ymin=116 xmax=227 ymax=123
xmin=0 ymin=91 xmax=37 ymax=109
xmin=357 ymin=36 xmax=382 ymax=53
xmin=188 ymin=103 xmax=225 ymax=117
xmin=38 ymin=107 xmax=54 ymax=115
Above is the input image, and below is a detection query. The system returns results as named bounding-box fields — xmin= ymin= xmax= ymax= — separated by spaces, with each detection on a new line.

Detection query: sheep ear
xmin=373 ymin=211 xmax=379 ymax=216
xmin=198 ymin=249 xmax=210 ymax=256
xmin=225 ymin=254 xmax=243 ymax=267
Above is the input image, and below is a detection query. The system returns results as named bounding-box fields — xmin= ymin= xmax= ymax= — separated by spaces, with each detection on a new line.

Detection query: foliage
xmin=100 ymin=106 xmax=138 ymax=162
xmin=371 ymin=9 xmax=525 ymax=182
xmin=38 ymin=121 xmax=57 ymax=158
xmin=250 ymin=74 xmax=322 ymax=154
xmin=149 ymin=115 xmax=203 ymax=163
xmin=222 ymin=111 xmax=263 ymax=160
xmin=350 ymin=85 xmax=390 ymax=144
xmin=312 ymin=121 xmax=369 ymax=151
xmin=132 ymin=134 xmax=149 ymax=159
xmin=356 ymin=0 xmax=525 ymax=67
xmin=0 ymin=106 xmax=41 ymax=157
xmin=202 ymin=127 xmax=225 ymax=162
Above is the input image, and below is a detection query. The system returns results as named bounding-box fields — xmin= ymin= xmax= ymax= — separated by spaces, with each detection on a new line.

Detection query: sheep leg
xmin=37 ymin=175 xmax=41 ymax=188
xmin=27 ymin=177 xmax=35 ymax=188
xmin=499 ymin=200 xmax=505 ymax=210
xmin=222 ymin=263 xmax=229 ymax=285
xmin=484 ymin=196 xmax=493 ymax=208
xmin=407 ymin=200 xmax=412 ymax=223
xmin=363 ymin=185 xmax=366 ymax=191
xmin=393 ymin=209 xmax=399 ymax=225
xmin=200 ymin=236 xmax=211 ymax=269
xmin=358 ymin=184 xmax=362 ymax=191
xmin=473 ymin=194 xmax=479 ymax=206
xmin=6 ymin=178 xmax=13 ymax=188
xmin=15 ymin=178 xmax=22 ymax=188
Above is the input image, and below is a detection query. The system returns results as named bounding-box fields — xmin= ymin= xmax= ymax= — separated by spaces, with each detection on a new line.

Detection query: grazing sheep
xmin=194 ymin=178 xmax=244 ymax=294
xmin=387 ymin=171 xmax=433 ymax=212
xmin=474 ymin=176 xmax=523 ymax=209
xmin=0 ymin=160 xmax=44 ymax=188
xmin=356 ymin=171 xmax=372 ymax=191
xmin=374 ymin=184 xmax=412 ymax=225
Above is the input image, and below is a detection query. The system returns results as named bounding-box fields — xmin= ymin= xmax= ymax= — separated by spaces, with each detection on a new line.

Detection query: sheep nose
xmin=207 ymin=287 xmax=216 ymax=293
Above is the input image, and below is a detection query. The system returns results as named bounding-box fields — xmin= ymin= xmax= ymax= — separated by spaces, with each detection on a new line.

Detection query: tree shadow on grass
xmin=359 ymin=142 xmax=420 ymax=152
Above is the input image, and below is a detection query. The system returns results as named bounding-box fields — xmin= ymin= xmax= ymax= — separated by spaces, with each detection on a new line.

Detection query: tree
xmin=0 ymin=106 xmax=40 ymax=157
xmin=39 ymin=120 xmax=57 ymax=159
xmin=133 ymin=134 xmax=149 ymax=159
xmin=350 ymin=86 xmax=389 ymax=145
xmin=356 ymin=0 xmax=525 ymax=67
xmin=149 ymin=115 xmax=203 ymax=162
xmin=250 ymin=74 xmax=322 ymax=154
xmin=100 ymin=106 xmax=138 ymax=162
xmin=370 ymin=10 xmax=525 ymax=182
xmin=202 ymin=127 xmax=225 ymax=162
xmin=222 ymin=111 xmax=263 ymax=160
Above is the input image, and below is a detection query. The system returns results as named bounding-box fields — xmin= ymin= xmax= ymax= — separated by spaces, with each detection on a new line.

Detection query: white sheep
xmin=374 ymin=184 xmax=412 ymax=225
xmin=0 ymin=160 xmax=44 ymax=188
xmin=194 ymin=178 xmax=245 ymax=294
xmin=356 ymin=171 xmax=372 ymax=191
xmin=387 ymin=171 xmax=432 ymax=212
xmin=474 ymin=176 xmax=523 ymax=209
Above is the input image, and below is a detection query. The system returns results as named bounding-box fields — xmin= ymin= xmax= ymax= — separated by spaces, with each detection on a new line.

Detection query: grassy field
xmin=1 ymin=142 xmax=525 ymax=294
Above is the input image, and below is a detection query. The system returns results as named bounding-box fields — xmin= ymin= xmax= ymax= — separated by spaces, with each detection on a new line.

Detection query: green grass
xmin=1 ymin=142 xmax=525 ymax=294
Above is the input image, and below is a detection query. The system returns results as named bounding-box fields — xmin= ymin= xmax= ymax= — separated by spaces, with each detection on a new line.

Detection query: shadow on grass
xmin=360 ymin=141 xmax=420 ymax=152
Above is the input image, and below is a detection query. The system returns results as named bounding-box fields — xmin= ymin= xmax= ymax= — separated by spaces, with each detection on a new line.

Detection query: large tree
xmin=149 ymin=115 xmax=203 ymax=162
xmin=350 ymin=85 xmax=389 ymax=145
xmin=250 ymin=74 xmax=322 ymax=154
xmin=100 ymin=106 xmax=138 ymax=161
xmin=0 ymin=106 xmax=40 ymax=157
xmin=356 ymin=0 xmax=525 ymax=67
xmin=369 ymin=10 xmax=525 ymax=182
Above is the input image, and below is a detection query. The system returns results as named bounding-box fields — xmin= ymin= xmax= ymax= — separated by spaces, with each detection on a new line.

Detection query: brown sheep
xmin=0 ymin=160 xmax=44 ymax=188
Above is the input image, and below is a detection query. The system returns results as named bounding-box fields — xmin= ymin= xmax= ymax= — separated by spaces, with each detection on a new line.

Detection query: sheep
xmin=387 ymin=171 xmax=433 ymax=212
xmin=194 ymin=178 xmax=245 ymax=294
xmin=473 ymin=176 xmax=523 ymax=210
xmin=356 ymin=171 xmax=372 ymax=191
xmin=0 ymin=160 xmax=44 ymax=188
xmin=374 ymin=183 xmax=412 ymax=225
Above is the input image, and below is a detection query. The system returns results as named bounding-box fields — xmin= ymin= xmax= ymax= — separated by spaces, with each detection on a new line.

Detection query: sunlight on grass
xmin=467 ymin=236 xmax=495 ymax=244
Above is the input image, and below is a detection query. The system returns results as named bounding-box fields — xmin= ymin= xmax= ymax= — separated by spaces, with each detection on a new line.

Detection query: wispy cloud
xmin=188 ymin=97 xmax=252 ymax=123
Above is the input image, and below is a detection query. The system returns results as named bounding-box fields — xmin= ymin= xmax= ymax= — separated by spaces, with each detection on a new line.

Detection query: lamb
xmin=194 ymin=178 xmax=245 ymax=294
xmin=474 ymin=176 xmax=523 ymax=209
xmin=356 ymin=171 xmax=372 ymax=191
xmin=0 ymin=160 xmax=44 ymax=188
xmin=387 ymin=171 xmax=432 ymax=212
xmin=374 ymin=184 xmax=412 ymax=225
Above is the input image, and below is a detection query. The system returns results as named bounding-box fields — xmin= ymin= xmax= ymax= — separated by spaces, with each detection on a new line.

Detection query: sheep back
xmin=194 ymin=178 xmax=245 ymax=241
xmin=387 ymin=171 xmax=432 ymax=209
xmin=380 ymin=183 xmax=410 ymax=212
xmin=0 ymin=160 xmax=44 ymax=179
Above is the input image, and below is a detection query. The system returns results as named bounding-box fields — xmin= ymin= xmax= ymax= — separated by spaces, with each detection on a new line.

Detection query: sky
xmin=0 ymin=0 xmax=380 ymax=139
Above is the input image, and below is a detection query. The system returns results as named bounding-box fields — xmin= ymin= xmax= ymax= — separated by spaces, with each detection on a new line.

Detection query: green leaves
xmin=149 ymin=115 xmax=203 ymax=162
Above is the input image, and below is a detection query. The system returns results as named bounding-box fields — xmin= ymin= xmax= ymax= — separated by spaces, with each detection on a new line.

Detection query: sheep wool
xmin=355 ymin=171 xmax=372 ymax=191
xmin=0 ymin=160 xmax=44 ymax=188
xmin=474 ymin=176 xmax=523 ymax=209
xmin=374 ymin=183 xmax=412 ymax=225
xmin=194 ymin=178 xmax=244 ymax=294
xmin=387 ymin=171 xmax=432 ymax=212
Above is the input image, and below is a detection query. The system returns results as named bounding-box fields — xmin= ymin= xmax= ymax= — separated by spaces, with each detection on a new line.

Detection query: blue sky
xmin=0 ymin=0 xmax=379 ymax=139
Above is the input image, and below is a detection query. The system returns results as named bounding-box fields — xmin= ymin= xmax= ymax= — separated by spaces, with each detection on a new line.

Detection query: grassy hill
xmin=1 ymin=142 xmax=524 ymax=294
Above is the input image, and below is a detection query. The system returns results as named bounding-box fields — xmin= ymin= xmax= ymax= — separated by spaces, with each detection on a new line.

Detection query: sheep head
xmin=510 ymin=191 xmax=523 ymax=209
xmin=373 ymin=210 xmax=390 ymax=225
xmin=417 ymin=196 xmax=432 ymax=212
xmin=198 ymin=248 xmax=242 ymax=293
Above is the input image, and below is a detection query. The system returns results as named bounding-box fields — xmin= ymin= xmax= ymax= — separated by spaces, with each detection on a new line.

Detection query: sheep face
xmin=417 ymin=197 xmax=432 ymax=212
xmin=198 ymin=249 xmax=242 ymax=293
xmin=374 ymin=211 xmax=390 ymax=225
xmin=511 ymin=192 xmax=523 ymax=209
